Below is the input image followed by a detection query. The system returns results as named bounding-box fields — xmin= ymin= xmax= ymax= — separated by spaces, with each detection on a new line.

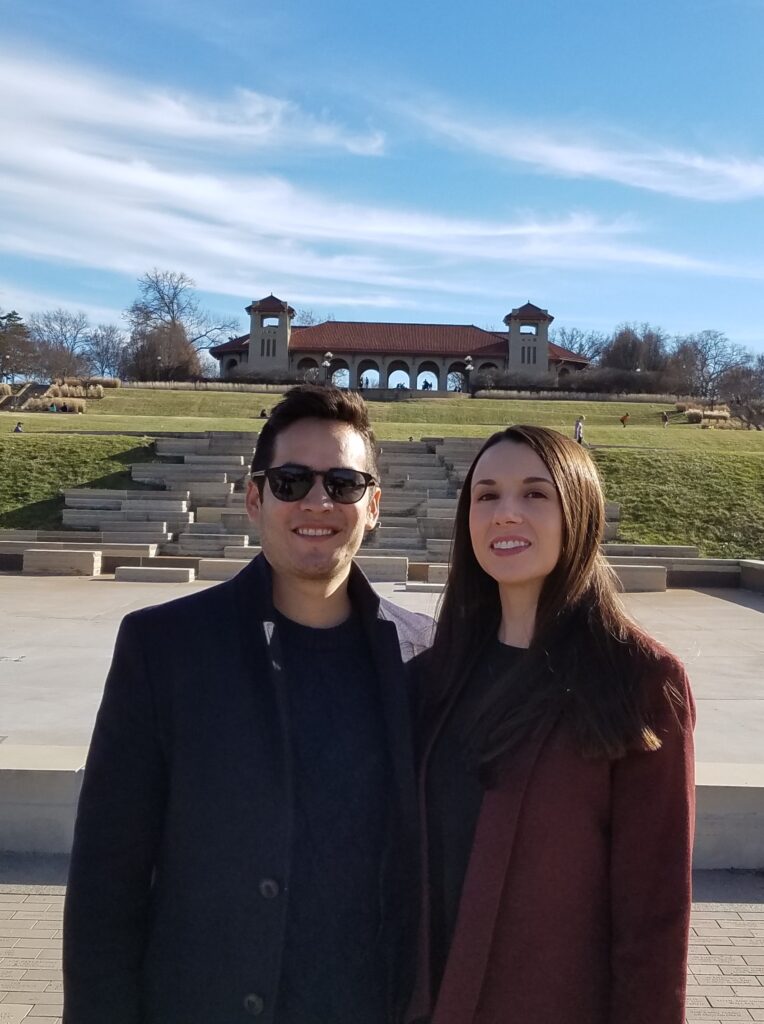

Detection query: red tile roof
xmin=290 ymin=321 xmax=507 ymax=357
xmin=505 ymin=301 xmax=554 ymax=322
xmin=209 ymin=322 xmax=588 ymax=365
xmin=245 ymin=294 xmax=296 ymax=316
xmin=209 ymin=334 xmax=249 ymax=356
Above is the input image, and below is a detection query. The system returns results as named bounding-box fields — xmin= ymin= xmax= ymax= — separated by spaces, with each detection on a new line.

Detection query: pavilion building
xmin=209 ymin=295 xmax=588 ymax=390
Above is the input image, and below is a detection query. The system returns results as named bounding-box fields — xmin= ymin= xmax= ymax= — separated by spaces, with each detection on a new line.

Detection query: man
xmin=64 ymin=386 xmax=432 ymax=1024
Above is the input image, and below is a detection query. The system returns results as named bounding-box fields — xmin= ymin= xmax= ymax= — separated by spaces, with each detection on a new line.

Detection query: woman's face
xmin=469 ymin=440 xmax=564 ymax=601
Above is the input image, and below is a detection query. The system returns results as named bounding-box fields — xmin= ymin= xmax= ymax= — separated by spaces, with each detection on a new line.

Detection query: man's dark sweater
xmin=274 ymin=610 xmax=392 ymax=1024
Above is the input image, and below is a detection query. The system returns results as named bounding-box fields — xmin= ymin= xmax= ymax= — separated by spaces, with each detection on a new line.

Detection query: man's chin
xmin=291 ymin=549 xmax=355 ymax=581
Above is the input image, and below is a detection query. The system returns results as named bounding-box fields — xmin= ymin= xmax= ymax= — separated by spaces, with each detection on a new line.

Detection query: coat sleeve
xmin=608 ymin=658 xmax=696 ymax=1024
xmin=63 ymin=614 xmax=168 ymax=1024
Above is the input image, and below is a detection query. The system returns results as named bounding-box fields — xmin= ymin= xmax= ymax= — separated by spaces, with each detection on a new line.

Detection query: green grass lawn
xmin=593 ymin=450 xmax=764 ymax=559
xmin=0 ymin=435 xmax=157 ymax=530
xmin=1 ymin=390 xmax=763 ymax=556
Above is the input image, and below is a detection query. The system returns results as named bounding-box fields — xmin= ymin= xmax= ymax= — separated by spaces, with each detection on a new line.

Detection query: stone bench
xmin=694 ymin=762 xmax=764 ymax=869
xmin=3 ymin=748 xmax=760 ymax=864
xmin=115 ymin=566 xmax=196 ymax=583
xmin=741 ymin=560 xmax=764 ymax=593
xmin=23 ymin=549 xmax=101 ymax=576
xmin=610 ymin=563 xmax=667 ymax=592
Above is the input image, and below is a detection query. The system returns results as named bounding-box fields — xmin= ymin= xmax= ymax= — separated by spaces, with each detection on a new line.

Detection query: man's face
xmin=245 ymin=418 xmax=381 ymax=585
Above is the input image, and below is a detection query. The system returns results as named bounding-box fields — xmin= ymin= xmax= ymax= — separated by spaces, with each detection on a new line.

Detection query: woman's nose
xmin=493 ymin=498 xmax=523 ymax=524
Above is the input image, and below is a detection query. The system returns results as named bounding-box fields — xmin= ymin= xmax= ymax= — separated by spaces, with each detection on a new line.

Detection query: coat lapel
xmin=430 ymin=708 xmax=563 ymax=1024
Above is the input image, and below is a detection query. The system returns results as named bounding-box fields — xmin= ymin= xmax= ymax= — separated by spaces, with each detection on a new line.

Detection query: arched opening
xmin=224 ymin=357 xmax=239 ymax=374
xmin=387 ymin=360 xmax=411 ymax=390
xmin=297 ymin=357 xmax=320 ymax=384
xmin=416 ymin=361 xmax=440 ymax=391
xmin=262 ymin=316 xmax=280 ymax=328
xmin=447 ymin=362 xmax=467 ymax=392
xmin=520 ymin=323 xmax=538 ymax=336
xmin=477 ymin=362 xmax=498 ymax=373
xmin=557 ymin=366 xmax=571 ymax=378
xmin=329 ymin=359 xmax=350 ymax=389
xmin=357 ymin=360 xmax=380 ymax=390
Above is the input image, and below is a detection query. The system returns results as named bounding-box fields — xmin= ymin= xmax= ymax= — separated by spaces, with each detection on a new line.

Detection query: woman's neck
xmin=496 ymin=583 xmax=542 ymax=649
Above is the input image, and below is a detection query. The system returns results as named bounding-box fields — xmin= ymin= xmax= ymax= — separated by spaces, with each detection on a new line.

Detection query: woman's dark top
xmin=425 ymin=637 xmax=525 ymax=991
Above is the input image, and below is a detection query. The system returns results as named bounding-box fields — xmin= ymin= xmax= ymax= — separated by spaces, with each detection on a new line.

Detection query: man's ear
xmin=365 ymin=485 xmax=381 ymax=531
xmin=245 ymin=479 xmax=262 ymax=523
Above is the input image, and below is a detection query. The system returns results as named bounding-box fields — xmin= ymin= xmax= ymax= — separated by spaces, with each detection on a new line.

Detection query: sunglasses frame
xmin=251 ymin=464 xmax=378 ymax=504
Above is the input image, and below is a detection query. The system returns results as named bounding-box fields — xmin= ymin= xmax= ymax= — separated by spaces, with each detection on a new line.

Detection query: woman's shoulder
xmin=631 ymin=634 xmax=695 ymax=730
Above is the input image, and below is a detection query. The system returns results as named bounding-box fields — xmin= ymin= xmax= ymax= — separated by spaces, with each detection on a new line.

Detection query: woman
xmin=408 ymin=426 xmax=695 ymax=1024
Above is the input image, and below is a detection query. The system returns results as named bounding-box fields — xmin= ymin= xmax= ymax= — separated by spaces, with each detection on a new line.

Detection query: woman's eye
xmin=475 ymin=491 xmax=497 ymax=502
xmin=527 ymin=490 xmax=548 ymax=499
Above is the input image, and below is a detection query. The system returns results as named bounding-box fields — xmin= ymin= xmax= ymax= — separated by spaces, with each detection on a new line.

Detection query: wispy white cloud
xmin=0 ymin=47 xmax=759 ymax=324
xmin=412 ymin=106 xmax=764 ymax=202
xmin=0 ymin=51 xmax=385 ymax=156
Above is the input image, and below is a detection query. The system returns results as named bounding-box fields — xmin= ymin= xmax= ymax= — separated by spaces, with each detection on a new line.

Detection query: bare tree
xmin=84 ymin=324 xmax=125 ymax=377
xmin=0 ymin=310 xmax=34 ymax=382
xmin=600 ymin=322 xmax=669 ymax=372
xmin=119 ymin=322 xmax=201 ymax=381
xmin=669 ymin=330 xmax=751 ymax=401
xmin=549 ymin=326 xmax=607 ymax=362
xmin=124 ymin=270 xmax=238 ymax=351
xmin=28 ymin=308 xmax=91 ymax=378
xmin=720 ymin=353 xmax=764 ymax=429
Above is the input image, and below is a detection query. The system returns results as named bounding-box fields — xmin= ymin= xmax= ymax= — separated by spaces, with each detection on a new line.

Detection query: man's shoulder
xmin=377 ymin=596 xmax=434 ymax=653
xmin=121 ymin=573 xmax=239 ymax=640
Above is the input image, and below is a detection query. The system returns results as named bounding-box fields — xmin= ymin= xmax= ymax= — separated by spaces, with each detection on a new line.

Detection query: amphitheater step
xmin=115 ymin=566 xmax=196 ymax=583
xmin=23 ymin=549 xmax=101 ymax=576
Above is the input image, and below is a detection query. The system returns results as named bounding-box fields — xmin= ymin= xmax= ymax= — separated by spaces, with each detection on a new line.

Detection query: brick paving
xmin=1 ymin=880 xmax=763 ymax=1022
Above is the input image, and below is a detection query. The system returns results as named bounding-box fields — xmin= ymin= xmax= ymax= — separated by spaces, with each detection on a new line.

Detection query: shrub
xmin=703 ymin=410 xmax=730 ymax=421
xmin=686 ymin=409 xmax=703 ymax=424
xmin=87 ymin=377 xmax=120 ymax=388
xmin=0 ymin=383 xmax=11 ymax=397
xmin=675 ymin=402 xmax=687 ymax=412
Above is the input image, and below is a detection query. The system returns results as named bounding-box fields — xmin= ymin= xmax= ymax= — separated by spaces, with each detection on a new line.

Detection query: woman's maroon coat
xmin=408 ymin=648 xmax=696 ymax=1024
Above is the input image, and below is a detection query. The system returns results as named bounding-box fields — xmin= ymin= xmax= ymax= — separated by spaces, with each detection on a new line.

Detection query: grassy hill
xmin=1 ymin=390 xmax=763 ymax=557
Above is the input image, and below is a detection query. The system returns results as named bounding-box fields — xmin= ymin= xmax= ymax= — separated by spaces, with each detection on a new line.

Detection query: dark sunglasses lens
xmin=324 ymin=470 xmax=367 ymax=503
xmin=269 ymin=469 xmax=313 ymax=501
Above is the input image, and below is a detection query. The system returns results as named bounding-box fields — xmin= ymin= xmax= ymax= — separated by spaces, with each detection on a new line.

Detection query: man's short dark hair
xmin=251 ymin=385 xmax=379 ymax=479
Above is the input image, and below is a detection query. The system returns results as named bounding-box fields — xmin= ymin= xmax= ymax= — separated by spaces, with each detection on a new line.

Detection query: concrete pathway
xmin=0 ymin=870 xmax=762 ymax=1023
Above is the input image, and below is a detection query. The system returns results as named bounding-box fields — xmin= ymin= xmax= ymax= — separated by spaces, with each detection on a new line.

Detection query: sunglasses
xmin=252 ymin=464 xmax=378 ymax=504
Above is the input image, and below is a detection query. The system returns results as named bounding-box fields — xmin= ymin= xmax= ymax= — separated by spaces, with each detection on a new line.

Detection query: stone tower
xmin=245 ymin=294 xmax=294 ymax=374
xmin=503 ymin=302 xmax=553 ymax=378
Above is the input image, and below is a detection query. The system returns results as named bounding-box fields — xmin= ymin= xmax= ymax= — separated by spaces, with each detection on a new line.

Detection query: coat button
xmin=243 ymin=993 xmax=265 ymax=1016
xmin=258 ymin=878 xmax=280 ymax=899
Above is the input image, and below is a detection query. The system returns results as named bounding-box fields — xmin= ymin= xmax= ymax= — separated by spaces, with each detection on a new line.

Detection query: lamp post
xmin=322 ymin=351 xmax=333 ymax=385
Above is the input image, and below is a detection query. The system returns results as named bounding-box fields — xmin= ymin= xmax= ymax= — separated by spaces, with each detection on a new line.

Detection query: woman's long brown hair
xmin=425 ymin=425 xmax=673 ymax=770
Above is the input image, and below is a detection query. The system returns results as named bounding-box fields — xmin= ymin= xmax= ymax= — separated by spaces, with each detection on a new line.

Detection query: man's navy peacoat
xmin=63 ymin=555 xmax=432 ymax=1024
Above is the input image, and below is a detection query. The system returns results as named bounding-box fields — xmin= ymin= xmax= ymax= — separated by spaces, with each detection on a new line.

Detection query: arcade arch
xmin=387 ymin=360 xmax=411 ymax=389
xmin=416 ymin=361 xmax=440 ymax=391
xmin=357 ymin=359 xmax=380 ymax=389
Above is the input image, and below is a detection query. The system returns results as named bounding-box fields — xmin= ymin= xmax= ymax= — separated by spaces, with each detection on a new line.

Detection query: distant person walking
xmin=574 ymin=415 xmax=585 ymax=445
xmin=619 ymin=412 xmax=630 ymax=428
xmin=661 ymin=411 xmax=670 ymax=427
xmin=12 ymin=421 xmax=23 ymax=433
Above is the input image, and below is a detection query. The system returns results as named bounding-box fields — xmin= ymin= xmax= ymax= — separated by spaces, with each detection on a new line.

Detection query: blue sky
xmin=1 ymin=0 xmax=764 ymax=351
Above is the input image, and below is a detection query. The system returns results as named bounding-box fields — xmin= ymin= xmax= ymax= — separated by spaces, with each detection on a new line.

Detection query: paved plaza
xmin=1 ymin=571 xmax=763 ymax=1021
xmin=0 ymin=870 xmax=763 ymax=1022
xmin=2 ymin=573 xmax=764 ymax=763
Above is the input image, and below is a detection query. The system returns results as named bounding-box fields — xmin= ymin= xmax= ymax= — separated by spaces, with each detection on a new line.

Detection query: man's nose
xmin=299 ymin=476 xmax=333 ymax=509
